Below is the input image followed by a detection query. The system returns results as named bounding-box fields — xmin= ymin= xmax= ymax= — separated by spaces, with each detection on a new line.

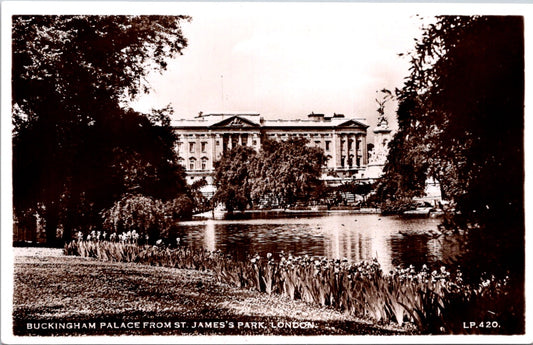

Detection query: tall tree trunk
xmin=62 ymin=215 xmax=73 ymax=243
xmin=44 ymin=209 xmax=59 ymax=247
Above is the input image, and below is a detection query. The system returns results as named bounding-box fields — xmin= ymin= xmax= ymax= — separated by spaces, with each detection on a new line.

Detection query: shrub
xmin=101 ymin=193 xmax=193 ymax=242
xmin=380 ymin=199 xmax=418 ymax=215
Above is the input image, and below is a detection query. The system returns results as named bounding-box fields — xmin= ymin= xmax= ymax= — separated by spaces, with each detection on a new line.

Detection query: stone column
xmin=209 ymin=131 xmax=214 ymax=170
xmin=341 ymin=133 xmax=346 ymax=168
xmin=331 ymin=131 xmax=337 ymax=170
xmin=348 ymin=134 xmax=353 ymax=168
xmin=335 ymin=132 xmax=342 ymax=170
xmin=362 ymin=134 xmax=367 ymax=166
xmin=355 ymin=134 xmax=360 ymax=167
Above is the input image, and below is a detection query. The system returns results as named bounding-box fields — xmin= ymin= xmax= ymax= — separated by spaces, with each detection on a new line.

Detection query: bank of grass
xmin=13 ymin=247 xmax=411 ymax=336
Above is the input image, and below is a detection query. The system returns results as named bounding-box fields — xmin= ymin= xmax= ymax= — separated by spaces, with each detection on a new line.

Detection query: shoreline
xmin=193 ymin=207 xmax=381 ymax=219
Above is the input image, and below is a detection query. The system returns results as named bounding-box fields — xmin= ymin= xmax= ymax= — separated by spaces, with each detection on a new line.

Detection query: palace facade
xmin=171 ymin=112 xmax=386 ymax=187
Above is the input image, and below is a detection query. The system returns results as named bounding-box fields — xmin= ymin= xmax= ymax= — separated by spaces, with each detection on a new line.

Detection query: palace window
xmin=189 ymin=157 xmax=196 ymax=170
xmin=201 ymin=142 xmax=207 ymax=153
xmin=201 ymin=157 xmax=208 ymax=170
xmin=325 ymin=141 xmax=331 ymax=151
xmin=189 ymin=142 xmax=195 ymax=153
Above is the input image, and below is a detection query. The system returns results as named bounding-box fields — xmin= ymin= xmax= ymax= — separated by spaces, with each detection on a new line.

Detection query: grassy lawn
xmin=12 ymin=247 xmax=414 ymax=336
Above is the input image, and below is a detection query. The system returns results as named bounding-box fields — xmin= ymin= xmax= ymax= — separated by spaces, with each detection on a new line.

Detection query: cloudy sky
xmin=129 ymin=3 xmax=432 ymax=131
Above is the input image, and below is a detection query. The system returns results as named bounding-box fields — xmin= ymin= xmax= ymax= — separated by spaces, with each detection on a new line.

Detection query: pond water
xmin=174 ymin=211 xmax=465 ymax=273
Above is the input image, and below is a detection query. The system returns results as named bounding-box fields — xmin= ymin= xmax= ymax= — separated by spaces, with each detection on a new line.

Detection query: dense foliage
xmin=377 ymin=16 xmax=524 ymax=226
xmin=212 ymin=146 xmax=257 ymax=213
xmin=212 ymin=138 xmax=327 ymax=211
xmin=12 ymin=15 xmax=191 ymax=244
xmin=101 ymin=194 xmax=193 ymax=242
xmin=376 ymin=16 xmax=524 ymax=280
xmin=250 ymin=138 xmax=327 ymax=207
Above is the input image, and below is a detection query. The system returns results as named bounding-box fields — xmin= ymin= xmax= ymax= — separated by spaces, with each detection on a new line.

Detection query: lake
xmin=174 ymin=211 xmax=466 ymax=273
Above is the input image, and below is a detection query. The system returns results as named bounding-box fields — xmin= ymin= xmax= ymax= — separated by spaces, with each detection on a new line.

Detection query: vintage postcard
xmin=2 ymin=1 xmax=532 ymax=343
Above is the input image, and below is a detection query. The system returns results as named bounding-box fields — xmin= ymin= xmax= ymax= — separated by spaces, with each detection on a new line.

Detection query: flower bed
xmin=65 ymin=233 xmax=517 ymax=334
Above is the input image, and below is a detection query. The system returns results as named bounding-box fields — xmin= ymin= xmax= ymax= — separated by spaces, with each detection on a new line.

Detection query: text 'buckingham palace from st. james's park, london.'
xmin=171 ymin=112 xmax=393 ymax=192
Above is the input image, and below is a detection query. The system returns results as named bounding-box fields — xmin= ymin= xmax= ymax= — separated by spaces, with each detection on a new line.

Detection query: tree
xmin=378 ymin=16 xmax=523 ymax=225
xmin=212 ymin=146 xmax=257 ymax=213
xmin=12 ymin=15 xmax=191 ymax=244
xmin=377 ymin=16 xmax=524 ymax=278
xmin=249 ymin=138 xmax=327 ymax=207
xmin=212 ymin=139 xmax=327 ymax=211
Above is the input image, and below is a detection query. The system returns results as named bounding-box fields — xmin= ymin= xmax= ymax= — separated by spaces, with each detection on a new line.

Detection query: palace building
xmin=171 ymin=112 xmax=391 ymax=189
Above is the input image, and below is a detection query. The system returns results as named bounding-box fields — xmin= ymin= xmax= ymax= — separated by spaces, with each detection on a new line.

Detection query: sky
xmin=128 ymin=3 xmax=432 ymax=132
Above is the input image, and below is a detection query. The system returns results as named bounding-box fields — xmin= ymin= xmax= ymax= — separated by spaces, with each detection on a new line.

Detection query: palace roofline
xmin=170 ymin=112 xmax=369 ymax=129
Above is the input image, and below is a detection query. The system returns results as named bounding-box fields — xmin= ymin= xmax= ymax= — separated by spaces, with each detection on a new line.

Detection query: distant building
xmin=171 ymin=112 xmax=372 ymax=188
xmin=366 ymin=113 xmax=392 ymax=179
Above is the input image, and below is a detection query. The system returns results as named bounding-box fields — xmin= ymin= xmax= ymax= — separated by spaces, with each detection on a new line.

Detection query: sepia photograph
xmin=1 ymin=1 xmax=531 ymax=343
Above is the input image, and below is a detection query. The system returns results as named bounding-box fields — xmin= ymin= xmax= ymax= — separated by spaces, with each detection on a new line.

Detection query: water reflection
xmin=203 ymin=220 xmax=216 ymax=252
xmin=321 ymin=222 xmax=392 ymax=270
xmin=177 ymin=213 xmax=455 ymax=273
